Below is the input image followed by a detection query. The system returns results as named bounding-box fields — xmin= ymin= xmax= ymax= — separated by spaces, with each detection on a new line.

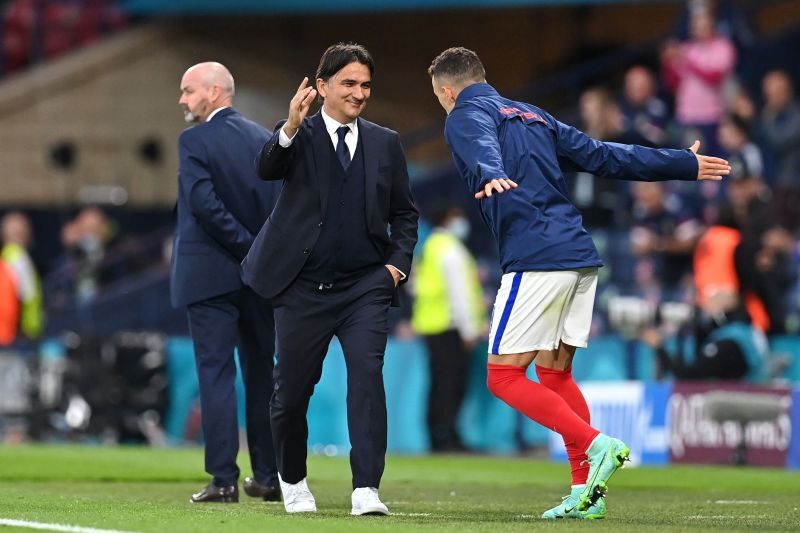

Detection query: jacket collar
xmin=206 ymin=106 xmax=235 ymax=122
xmin=311 ymin=110 xmax=369 ymax=135
xmin=455 ymin=82 xmax=498 ymax=104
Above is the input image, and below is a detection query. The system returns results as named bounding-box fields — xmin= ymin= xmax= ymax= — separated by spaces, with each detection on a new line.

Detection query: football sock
xmin=536 ymin=364 xmax=591 ymax=485
xmin=486 ymin=364 xmax=599 ymax=456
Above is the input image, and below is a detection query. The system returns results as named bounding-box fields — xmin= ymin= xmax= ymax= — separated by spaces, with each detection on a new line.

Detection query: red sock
xmin=486 ymin=364 xmax=599 ymax=459
xmin=536 ymin=365 xmax=591 ymax=485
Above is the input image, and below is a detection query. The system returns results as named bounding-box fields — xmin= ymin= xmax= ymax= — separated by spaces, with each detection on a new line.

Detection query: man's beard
xmin=183 ymin=109 xmax=198 ymax=123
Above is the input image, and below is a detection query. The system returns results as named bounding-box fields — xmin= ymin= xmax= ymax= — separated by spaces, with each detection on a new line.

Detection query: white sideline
xmin=0 ymin=518 xmax=140 ymax=533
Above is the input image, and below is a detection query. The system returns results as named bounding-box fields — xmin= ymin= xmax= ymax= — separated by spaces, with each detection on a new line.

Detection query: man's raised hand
xmin=690 ymin=140 xmax=730 ymax=181
xmin=284 ymin=77 xmax=317 ymax=137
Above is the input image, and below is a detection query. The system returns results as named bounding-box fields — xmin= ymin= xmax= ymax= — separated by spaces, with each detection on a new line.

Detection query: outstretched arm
xmin=555 ymin=120 xmax=729 ymax=181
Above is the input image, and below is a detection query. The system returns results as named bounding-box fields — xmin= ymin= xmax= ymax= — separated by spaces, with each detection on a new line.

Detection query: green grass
xmin=0 ymin=445 xmax=799 ymax=532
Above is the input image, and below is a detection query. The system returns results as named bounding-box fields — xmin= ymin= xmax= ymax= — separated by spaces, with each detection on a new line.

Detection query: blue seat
xmin=632 ymin=341 xmax=657 ymax=381
xmin=164 ymin=337 xmax=200 ymax=442
xmin=573 ymin=335 xmax=627 ymax=382
xmin=164 ymin=337 xmax=248 ymax=443
xmin=769 ymin=335 xmax=800 ymax=382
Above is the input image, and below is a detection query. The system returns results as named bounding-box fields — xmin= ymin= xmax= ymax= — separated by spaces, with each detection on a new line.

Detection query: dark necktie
xmin=336 ymin=125 xmax=351 ymax=170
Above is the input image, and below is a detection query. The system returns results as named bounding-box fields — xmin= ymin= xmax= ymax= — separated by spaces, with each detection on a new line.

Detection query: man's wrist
xmin=279 ymin=125 xmax=298 ymax=148
xmin=386 ymin=264 xmax=406 ymax=281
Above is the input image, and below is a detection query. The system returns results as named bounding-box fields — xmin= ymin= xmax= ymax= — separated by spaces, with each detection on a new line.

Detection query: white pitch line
xmin=0 ymin=518 xmax=140 ymax=533
xmin=711 ymin=500 xmax=770 ymax=505
xmin=687 ymin=515 xmax=768 ymax=520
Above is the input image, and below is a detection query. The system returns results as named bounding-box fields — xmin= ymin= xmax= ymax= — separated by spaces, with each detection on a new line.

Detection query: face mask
xmin=445 ymin=216 xmax=471 ymax=241
xmin=78 ymin=235 xmax=101 ymax=255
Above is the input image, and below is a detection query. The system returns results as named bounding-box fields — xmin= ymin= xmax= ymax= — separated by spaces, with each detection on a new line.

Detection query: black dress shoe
xmin=190 ymin=482 xmax=239 ymax=503
xmin=243 ymin=477 xmax=281 ymax=501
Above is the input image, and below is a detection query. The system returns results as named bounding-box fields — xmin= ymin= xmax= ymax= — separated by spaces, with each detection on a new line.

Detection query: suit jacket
xmin=242 ymin=112 xmax=418 ymax=300
xmin=170 ymin=107 xmax=280 ymax=308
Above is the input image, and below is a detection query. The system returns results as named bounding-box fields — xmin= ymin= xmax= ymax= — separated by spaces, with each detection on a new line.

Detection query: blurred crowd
xmin=568 ymin=0 xmax=800 ymax=342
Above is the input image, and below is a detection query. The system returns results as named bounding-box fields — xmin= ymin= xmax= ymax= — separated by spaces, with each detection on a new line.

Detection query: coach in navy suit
xmin=242 ymin=44 xmax=418 ymax=515
xmin=171 ymin=62 xmax=280 ymax=504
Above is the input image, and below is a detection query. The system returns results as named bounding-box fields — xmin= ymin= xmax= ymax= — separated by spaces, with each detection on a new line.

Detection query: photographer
xmin=640 ymin=291 xmax=767 ymax=382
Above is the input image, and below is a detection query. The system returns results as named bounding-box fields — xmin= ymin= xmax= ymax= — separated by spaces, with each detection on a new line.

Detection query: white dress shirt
xmin=279 ymin=108 xmax=357 ymax=157
xmin=206 ymin=106 xmax=229 ymax=122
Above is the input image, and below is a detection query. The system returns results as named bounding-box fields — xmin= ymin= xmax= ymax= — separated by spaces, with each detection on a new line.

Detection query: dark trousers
xmin=186 ymin=287 xmax=277 ymax=487
xmin=271 ymin=265 xmax=394 ymax=488
xmin=423 ymin=329 xmax=470 ymax=451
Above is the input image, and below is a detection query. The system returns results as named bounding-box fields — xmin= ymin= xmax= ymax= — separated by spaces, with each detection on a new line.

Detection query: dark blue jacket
xmin=242 ymin=112 xmax=419 ymax=300
xmin=445 ymin=83 xmax=699 ymax=273
xmin=170 ymin=107 xmax=280 ymax=307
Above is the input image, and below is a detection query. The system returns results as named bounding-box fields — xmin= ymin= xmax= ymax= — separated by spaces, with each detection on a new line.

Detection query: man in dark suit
xmin=242 ymin=43 xmax=419 ymax=515
xmin=172 ymin=62 xmax=280 ymax=504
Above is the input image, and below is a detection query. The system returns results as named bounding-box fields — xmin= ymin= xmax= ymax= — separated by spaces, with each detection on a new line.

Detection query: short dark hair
xmin=428 ymin=47 xmax=486 ymax=85
xmin=316 ymin=42 xmax=374 ymax=82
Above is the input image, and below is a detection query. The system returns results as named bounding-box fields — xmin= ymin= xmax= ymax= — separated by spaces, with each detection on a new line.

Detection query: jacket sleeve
xmin=554 ymin=119 xmax=699 ymax=182
xmin=445 ymin=105 xmax=509 ymax=189
xmin=179 ymin=130 xmax=254 ymax=260
xmin=255 ymin=119 xmax=295 ymax=181
xmin=386 ymin=134 xmax=419 ymax=281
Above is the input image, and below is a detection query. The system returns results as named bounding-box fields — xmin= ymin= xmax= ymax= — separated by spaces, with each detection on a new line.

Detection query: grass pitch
xmin=0 ymin=445 xmax=798 ymax=532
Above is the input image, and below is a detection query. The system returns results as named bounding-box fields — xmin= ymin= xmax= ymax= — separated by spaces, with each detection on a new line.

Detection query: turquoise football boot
xmin=541 ymin=485 xmax=606 ymax=520
xmin=578 ymin=434 xmax=630 ymax=511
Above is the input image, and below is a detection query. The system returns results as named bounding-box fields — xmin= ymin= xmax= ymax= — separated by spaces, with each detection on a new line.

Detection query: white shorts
xmin=487 ymin=268 xmax=598 ymax=355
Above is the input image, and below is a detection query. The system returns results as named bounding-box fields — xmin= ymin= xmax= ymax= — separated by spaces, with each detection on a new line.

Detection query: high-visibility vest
xmin=0 ymin=262 xmax=19 ymax=346
xmin=693 ymin=225 xmax=769 ymax=331
xmin=694 ymin=225 xmax=740 ymax=306
xmin=411 ymin=232 xmax=485 ymax=336
xmin=1 ymin=243 xmax=44 ymax=340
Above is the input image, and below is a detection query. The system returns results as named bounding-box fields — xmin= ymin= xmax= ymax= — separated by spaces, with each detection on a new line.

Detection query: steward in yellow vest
xmin=411 ymin=205 xmax=486 ymax=452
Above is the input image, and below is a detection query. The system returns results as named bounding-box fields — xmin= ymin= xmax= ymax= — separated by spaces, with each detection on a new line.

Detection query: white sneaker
xmin=351 ymin=487 xmax=389 ymax=516
xmin=278 ymin=475 xmax=316 ymax=513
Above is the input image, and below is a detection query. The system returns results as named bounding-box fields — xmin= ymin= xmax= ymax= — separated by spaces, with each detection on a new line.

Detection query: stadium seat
xmin=572 ymin=335 xmax=627 ymax=382
xmin=632 ymin=341 xmax=658 ymax=381
xmin=164 ymin=337 xmax=200 ymax=442
xmin=769 ymin=335 xmax=800 ymax=382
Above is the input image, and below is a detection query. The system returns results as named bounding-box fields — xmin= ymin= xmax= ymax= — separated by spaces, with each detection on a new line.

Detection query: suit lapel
xmin=359 ymin=118 xmax=379 ymax=228
xmin=309 ymin=112 xmax=331 ymax=214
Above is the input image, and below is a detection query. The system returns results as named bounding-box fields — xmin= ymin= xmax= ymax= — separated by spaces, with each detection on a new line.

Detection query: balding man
xmin=172 ymin=62 xmax=281 ymax=504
